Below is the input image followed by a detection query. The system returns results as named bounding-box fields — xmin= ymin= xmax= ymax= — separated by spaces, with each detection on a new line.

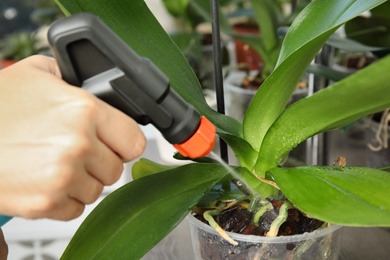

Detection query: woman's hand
xmin=0 ymin=55 xmax=145 ymax=221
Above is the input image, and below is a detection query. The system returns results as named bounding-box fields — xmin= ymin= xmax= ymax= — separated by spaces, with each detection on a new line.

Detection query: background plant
xmin=0 ymin=31 xmax=47 ymax=61
xmin=53 ymin=0 xmax=390 ymax=259
xmin=162 ymin=0 xmax=311 ymax=80
xmin=345 ymin=1 xmax=390 ymax=53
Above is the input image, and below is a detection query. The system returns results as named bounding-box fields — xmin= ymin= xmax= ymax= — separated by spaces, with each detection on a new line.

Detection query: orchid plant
xmin=54 ymin=0 xmax=390 ymax=259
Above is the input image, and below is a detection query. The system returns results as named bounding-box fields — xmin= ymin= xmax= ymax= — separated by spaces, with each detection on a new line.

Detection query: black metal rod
xmin=210 ymin=0 xmax=228 ymax=163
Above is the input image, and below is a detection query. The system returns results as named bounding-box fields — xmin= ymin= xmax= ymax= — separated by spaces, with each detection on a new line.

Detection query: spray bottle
xmin=0 ymin=13 xmax=216 ymax=227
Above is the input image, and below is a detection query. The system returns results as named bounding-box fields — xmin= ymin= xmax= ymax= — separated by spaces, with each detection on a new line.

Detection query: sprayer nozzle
xmin=173 ymin=116 xmax=216 ymax=158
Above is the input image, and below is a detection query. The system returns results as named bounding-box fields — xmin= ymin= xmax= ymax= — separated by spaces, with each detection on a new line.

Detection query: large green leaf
xmin=243 ymin=0 xmax=386 ymax=153
xmin=55 ymin=0 xmax=242 ymax=137
xmin=269 ymin=166 xmax=390 ymax=226
xmin=61 ymin=163 xmax=228 ymax=259
xmin=255 ymin=55 xmax=390 ymax=172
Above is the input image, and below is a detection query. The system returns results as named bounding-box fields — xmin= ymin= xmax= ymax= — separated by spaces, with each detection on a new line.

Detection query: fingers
xmin=95 ymin=99 xmax=146 ymax=162
xmin=42 ymin=198 xmax=86 ymax=221
xmin=15 ymin=189 xmax=87 ymax=221
xmin=36 ymin=197 xmax=86 ymax=221
xmin=32 ymin=54 xmax=147 ymax=162
xmin=85 ymin=134 xmax=125 ymax=185
xmin=68 ymin=169 xmax=105 ymax=205
xmin=23 ymin=163 xmax=104 ymax=221
xmin=22 ymin=55 xmax=146 ymax=162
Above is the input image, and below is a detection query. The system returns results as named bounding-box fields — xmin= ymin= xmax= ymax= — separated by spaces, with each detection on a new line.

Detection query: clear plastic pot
xmin=188 ymin=214 xmax=343 ymax=260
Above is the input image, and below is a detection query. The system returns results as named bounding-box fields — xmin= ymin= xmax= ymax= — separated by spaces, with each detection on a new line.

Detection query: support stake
xmin=210 ymin=0 xmax=229 ymax=163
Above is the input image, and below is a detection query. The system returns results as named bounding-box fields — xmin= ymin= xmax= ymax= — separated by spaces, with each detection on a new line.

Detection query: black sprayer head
xmin=48 ymin=12 xmax=216 ymax=158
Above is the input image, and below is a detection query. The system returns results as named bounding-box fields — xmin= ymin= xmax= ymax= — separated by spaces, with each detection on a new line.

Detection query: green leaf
xmin=306 ymin=63 xmax=351 ymax=82
xmin=243 ymin=0 xmax=386 ymax=153
xmin=61 ymin=163 xmax=228 ymax=259
xmin=371 ymin=0 xmax=390 ymax=18
xmin=344 ymin=0 xmax=390 ymax=49
xmin=55 ymin=0 xmax=242 ymax=137
xmin=345 ymin=16 xmax=390 ymax=49
xmin=236 ymin=167 xmax=278 ymax=199
xmin=326 ymin=35 xmax=386 ymax=53
xmin=131 ymin=158 xmax=176 ymax=180
xmin=217 ymin=131 xmax=257 ymax=169
xmin=277 ymin=1 xmax=386 ymax=66
xmin=256 ymin=55 xmax=390 ymax=171
xmin=269 ymin=166 xmax=390 ymax=226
